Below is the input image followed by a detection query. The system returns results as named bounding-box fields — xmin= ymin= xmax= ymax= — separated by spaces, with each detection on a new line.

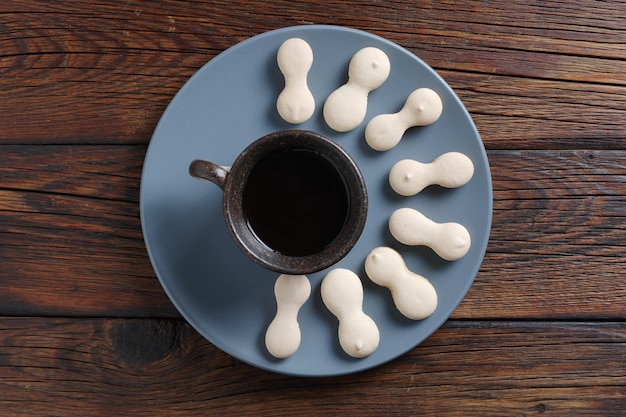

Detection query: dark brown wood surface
xmin=1 ymin=1 xmax=624 ymax=415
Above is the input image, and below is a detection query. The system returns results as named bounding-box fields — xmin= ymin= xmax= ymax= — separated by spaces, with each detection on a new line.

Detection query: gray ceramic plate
xmin=140 ymin=25 xmax=492 ymax=377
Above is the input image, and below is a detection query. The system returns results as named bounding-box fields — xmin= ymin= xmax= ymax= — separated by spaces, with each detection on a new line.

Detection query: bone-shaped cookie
xmin=276 ymin=38 xmax=315 ymax=124
xmin=265 ymin=274 xmax=311 ymax=358
xmin=323 ymin=47 xmax=390 ymax=132
xmin=365 ymin=246 xmax=437 ymax=320
xmin=389 ymin=152 xmax=474 ymax=196
xmin=389 ymin=208 xmax=471 ymax=261
xmin=321 ymin=268 xmax=380 ymax=358
xmin=365 ymin=88 xmax=442 ymax=151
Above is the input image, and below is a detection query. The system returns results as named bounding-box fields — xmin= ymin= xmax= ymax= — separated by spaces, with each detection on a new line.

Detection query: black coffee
xmin=242 ymin=149 xmax=350 ymax=257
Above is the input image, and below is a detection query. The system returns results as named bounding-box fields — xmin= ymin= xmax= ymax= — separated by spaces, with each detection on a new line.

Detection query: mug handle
xmin=189 ymin=160 xmax=229 ymax=190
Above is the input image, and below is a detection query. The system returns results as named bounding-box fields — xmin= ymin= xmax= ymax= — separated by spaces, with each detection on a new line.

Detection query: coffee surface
xmin=243 ymin=149 xmax=349 ymax=256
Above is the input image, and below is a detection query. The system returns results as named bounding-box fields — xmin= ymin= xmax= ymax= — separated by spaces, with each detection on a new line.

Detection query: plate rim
xmin=140 ymin=24 xmax=493 ymax=377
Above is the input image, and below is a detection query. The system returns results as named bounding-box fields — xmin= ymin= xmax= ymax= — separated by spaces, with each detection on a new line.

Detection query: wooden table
xmin=1 ymin=1 xmax=625 ymax=415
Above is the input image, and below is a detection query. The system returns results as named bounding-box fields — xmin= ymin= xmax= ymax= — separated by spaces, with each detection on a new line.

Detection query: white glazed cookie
xmin=389 ymin=152 xmax=474 ymax=196
xmin=321 ymin=268 xmax=380 ymax=358
xmin=365 ymin=88 xmax=442 ymax=151
xmin=276 ymin=38 xmax=315 ymax=124
xmin=365 ymin=246 xmax=437 ymax=320
xmin=265 ymin=274 xmax=311 ymax=359
xmin=389 ymin=208 xmax=471 ymax=261
xmin=323 ymin=47 xmax=391 ymax=132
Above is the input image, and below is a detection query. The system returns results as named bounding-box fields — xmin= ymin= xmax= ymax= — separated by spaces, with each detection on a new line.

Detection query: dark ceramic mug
xmin=189 ymin=130 xmax=368 ymax=275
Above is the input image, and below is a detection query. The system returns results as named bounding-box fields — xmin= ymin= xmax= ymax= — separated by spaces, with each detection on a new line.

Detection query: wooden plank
xmin=456 ymin=149 xmax=626 ymax=319
xmin=446 ymin=72 xmax=626 ymax=150
xmin=0 ymin=317 xmax=623 ymax=416
xmin=0 ymin=145 xmax=144 ymax=201
xmin=0 ymin=1 xmax=623 ymax=414
xmin=0 ymin=195 xmax=177 ymax=316
xmin=1 ymin=146 xmax=624 ymax=318
xmin=0 ymin=1 xmax=624 ymax=146
xmin=0 ymin=145 xmax=177 ymax=316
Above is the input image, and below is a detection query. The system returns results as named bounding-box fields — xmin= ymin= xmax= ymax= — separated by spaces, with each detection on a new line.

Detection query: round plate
xmin=140 ymin=25 xmax=492 ymax=377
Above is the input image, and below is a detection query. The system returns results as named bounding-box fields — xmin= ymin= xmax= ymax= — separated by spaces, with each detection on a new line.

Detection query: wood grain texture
xmin=449 ymin=73 xmax=626 ymax=150
xmin=0 ymin=317 xmax=624 ymax=416
xmin=1 ymin=146 xmax=624 ymax=318
xmin=1 ymin=0 xmax=625 ymax=414
xmin=0 ymin=1 xmax=624 ymax=148
xmin=0 ymin=145 xmax=178 ymax=316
